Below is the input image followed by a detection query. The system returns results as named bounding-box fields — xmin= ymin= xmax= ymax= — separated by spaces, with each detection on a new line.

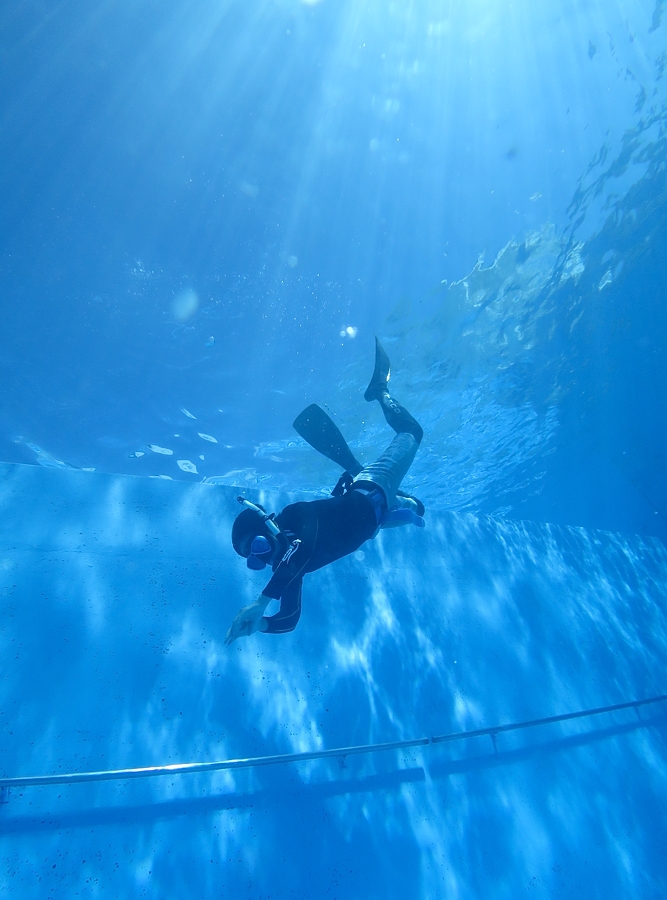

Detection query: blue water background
xmin=1 ymin=0 xmax=666 ymax=538
xmin=2 ymin=2 xmax=667 ymax=898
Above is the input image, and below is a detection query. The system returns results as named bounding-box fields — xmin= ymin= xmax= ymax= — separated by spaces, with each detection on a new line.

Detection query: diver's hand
xmin=225 ymin=596 xmax=269 ymax=646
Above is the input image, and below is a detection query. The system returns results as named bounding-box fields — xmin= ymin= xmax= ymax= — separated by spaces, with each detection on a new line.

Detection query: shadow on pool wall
xmin=1 ymin=462 xmax=667 ymax=898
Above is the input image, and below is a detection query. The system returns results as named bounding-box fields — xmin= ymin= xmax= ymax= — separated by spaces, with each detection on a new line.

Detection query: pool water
xmin=1 ymin=1 xmax=666 ymax=897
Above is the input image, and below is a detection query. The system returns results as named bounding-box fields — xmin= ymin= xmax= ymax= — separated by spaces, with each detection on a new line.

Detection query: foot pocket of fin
xmin=364 ymin=336 xmax=391 ymax=402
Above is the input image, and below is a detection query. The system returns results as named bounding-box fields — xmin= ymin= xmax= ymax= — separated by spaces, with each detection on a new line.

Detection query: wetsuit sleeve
xmin=261 ymin=526 xmax=316 ymax=601
xmin=259 ymin=503 xmax=317 ymax=634
xmin=262 ymin=579 xmax=302 ymax=634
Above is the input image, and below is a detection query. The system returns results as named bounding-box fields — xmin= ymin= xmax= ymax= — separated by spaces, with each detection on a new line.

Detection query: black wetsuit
xmin=261 ymin=491 xmax=378 ymax=634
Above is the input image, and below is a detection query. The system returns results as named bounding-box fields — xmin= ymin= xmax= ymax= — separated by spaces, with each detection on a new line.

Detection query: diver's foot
xmin=396 ymin=491 xmax=425 ymax=517
xmin=364 ymin=337 xmax=391 ymax=402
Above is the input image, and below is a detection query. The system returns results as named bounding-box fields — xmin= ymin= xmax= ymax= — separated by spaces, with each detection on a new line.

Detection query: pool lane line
xmin=1 ymin=693 xmax=665 ymax=791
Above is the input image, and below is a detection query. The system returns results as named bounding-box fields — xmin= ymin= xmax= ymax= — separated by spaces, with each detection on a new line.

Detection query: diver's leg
xmin=364 ymin=337 xmax=423 ymax=442
xmin=354 ymin=338 xmax=424 ymax=508
xmin=377 ymin=393 xmax=423 ymax=443
xmin=352 ymin=433 xmax=419 ymax=508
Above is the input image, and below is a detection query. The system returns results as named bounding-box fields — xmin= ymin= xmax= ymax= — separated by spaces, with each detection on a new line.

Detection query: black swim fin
xmin=294 ymin=403 xmax=425 ymax=514
xmin=364 ymin=337 xmax=391 ymax=402
xmin=293 ymin=404 xmax=363 ymax=476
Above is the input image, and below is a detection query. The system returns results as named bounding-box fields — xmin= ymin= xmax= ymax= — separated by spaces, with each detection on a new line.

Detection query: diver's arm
xmin=225 ymin=539 xmax=308 ymax=645
xmin=225 ymin=593 xmax=271 ymax=645
xmin=262 ymin=580 xmax=303 ymax=634
xmin=226 ymin=509 xmax=314 ymax=645
xmin=262 ymin=536 xmax=310 ymax=599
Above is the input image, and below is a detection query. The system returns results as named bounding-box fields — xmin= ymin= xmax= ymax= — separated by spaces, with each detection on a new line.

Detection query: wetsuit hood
xmin=231 ymin=507 xmax=276 ymax=558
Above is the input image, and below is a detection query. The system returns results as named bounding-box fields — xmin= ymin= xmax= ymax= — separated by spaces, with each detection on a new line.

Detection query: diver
xmin=225 ymin=338 xmax=425 ymax=644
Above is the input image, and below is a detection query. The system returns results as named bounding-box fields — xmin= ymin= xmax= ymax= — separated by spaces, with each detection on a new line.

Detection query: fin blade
xmin=293 ymin=404 xmax=363 ymax=476
xmin=364 ymin=336 xmax=391 ymax=402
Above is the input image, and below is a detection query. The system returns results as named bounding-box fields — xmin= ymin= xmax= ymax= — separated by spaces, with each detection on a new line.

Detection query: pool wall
xmin=1 ymin=462 xmax=667 ymax=898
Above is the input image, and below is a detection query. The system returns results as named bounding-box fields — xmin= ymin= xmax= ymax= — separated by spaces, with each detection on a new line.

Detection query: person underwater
xmin=225 ymin=338 xmax=425 ymax=645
